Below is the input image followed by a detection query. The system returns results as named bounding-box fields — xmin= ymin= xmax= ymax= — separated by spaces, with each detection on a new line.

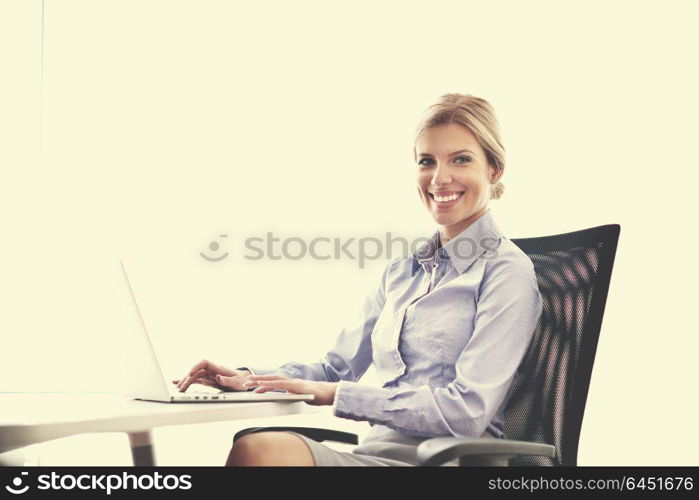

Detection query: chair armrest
xmin=233 ymin=426 xmax=359 ymax=445
xmin=417 ymin=437 xmax=556 ymax=466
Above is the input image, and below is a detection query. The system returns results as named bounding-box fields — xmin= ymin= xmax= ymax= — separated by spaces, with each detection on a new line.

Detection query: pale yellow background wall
xmin=1 ymin=0 xmax=697 ymax=465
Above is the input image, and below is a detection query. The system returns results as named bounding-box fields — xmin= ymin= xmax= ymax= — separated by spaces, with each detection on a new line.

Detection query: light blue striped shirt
xmin=240 ymin=209 xmax=543 ymax=440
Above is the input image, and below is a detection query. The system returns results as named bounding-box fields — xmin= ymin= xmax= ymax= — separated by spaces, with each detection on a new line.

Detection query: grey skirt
xmin=286 ymin=424 xmax=497 ymax=467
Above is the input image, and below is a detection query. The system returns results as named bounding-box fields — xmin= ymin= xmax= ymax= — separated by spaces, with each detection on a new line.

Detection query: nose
xmin=431 ymin=161 xmax=452 ymax=186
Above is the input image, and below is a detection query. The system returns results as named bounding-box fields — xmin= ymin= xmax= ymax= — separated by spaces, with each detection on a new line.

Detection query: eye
xmin=418 ymin=158 xmax=434 ymax=167
xmin=454 ymin=155 xmax=472 ymax=164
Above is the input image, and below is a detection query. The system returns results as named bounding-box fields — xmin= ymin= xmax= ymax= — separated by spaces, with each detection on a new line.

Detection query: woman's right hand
xmin=171 ymin=359 xmax=252 ymax=392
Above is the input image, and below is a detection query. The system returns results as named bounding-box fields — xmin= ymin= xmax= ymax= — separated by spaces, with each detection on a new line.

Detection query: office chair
xmin=233 ymin=224 xmax=621 ymax=466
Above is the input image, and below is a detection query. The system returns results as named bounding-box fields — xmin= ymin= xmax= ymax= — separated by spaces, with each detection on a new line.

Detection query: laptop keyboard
xmin=170 ymin=387 xmax=222 ymax=397
xmin=170 ymin=387 xmax=285 ymax=399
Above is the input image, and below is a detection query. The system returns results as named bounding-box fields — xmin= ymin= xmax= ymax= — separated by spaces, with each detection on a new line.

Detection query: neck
xmin=440 ymin=207 xmax=489 ymax=243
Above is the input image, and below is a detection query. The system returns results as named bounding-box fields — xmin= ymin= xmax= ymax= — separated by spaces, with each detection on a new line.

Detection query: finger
xmin=191 ymin=368 xmax=212 ymax=379
xmin=178 ymin=375 xmax=194 ymax=392
xmin=178 ymin=371 xmax=199 ymax=390
xmin=243 ymin=376 xmax=296 ymax=388
xmin=191 ymin=377 xmax=219 ymax=388
xmin=252 ymin=385 xmax=290 ymax=394
xmin=179 ymin=371 xmax=210 ymax=392
xmin=217 ymin=374 xmax=245 ymax=390
xmin=178 ymin=369 xmax=211 ymax=390
xmin=177 ymin=373 xmax=190 ymax=390
xmin=250 ymin=380 xmax=301 ymax=393
xmin=246 ymin=374 xmax=291 ymax=381
xmin=188 ymin=360 xmax=236 ymax=378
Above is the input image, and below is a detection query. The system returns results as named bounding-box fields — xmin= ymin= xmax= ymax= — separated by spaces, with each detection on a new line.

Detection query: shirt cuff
xmin=332 ymin=380 xmax=388 ymax=422
xmin=331 ymin=380 xmax=344 ymax=415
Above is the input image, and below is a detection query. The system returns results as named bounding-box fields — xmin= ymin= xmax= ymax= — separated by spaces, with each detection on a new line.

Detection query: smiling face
xmin=416 ymin=123 xmax=498 ymax=241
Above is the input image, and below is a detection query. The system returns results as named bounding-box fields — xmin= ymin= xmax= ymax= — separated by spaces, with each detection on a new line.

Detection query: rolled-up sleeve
xmin=237 ymin=259 xmax=395 ymax=383
xmin=332 ymin=257 xmax=543 ymax=438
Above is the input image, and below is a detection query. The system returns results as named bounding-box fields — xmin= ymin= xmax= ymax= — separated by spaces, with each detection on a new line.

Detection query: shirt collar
xmin=411 ymin=209 xmax=503 ymax=276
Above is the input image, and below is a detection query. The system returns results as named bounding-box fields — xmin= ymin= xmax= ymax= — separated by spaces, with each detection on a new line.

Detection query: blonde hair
xmin=412 ymin=93 xmax=506 ymax=200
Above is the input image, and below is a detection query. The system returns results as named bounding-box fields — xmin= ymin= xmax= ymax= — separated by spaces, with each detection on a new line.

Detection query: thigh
xmin=284 ymin=432 xmax=413 ymax=467
xmin=232 ymin=431 xmax=315 ymax=466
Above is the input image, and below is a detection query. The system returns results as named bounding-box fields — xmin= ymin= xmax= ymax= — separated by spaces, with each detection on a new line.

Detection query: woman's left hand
xmin=243 ymin=374 xmax=338 ymax=406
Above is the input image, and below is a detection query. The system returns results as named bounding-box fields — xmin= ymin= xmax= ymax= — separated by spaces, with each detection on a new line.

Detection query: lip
xmin=429 ymin=190 xmax=465 ymax=209
xmin=429 ymin=190 xmax=463 ymax=196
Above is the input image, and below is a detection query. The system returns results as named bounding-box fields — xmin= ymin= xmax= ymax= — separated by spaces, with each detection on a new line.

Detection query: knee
xmin=225 ymin=431 xmax=314 ymax=466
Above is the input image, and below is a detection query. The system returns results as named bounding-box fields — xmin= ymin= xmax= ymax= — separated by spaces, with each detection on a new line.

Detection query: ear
xmin=489 ymin=167 xmax=502 ymax=184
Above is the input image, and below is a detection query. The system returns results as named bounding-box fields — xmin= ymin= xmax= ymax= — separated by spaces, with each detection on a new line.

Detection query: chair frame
xmin=233 ymin=224 xmax=621 ymax=466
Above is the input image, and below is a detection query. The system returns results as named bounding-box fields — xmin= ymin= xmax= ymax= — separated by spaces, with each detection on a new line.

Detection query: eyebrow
xmin=418 ymin=149 xmax=476 ymax=157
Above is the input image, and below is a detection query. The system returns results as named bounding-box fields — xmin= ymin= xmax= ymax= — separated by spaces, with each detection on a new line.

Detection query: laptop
xmin=119 ymin=260 xmax=314 ymax=404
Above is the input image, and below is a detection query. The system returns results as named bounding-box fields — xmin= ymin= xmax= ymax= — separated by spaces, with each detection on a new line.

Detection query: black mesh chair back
xmin=506 ymin=224 xmax=620 ymax=466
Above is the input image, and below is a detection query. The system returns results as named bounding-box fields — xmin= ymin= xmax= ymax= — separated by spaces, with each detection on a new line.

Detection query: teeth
xmin=433 ymin=193 xmax=461 ymax=202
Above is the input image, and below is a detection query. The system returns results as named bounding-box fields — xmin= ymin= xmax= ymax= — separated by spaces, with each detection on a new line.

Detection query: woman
xmin=173 ymin=93 xmax=544 ymax=466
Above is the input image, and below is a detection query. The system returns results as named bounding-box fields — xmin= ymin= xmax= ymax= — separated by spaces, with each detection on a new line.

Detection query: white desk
xmin=0 ymin=392 xmax=317 ymax=465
